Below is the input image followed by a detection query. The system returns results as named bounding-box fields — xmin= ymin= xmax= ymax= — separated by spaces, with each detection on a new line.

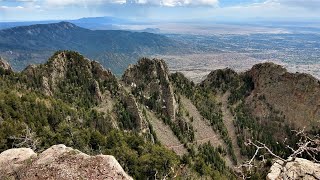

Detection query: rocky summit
xmin=0 ymin=57 xmax=12 ymax=71
xmin=0 ymin=144 xmax=132 ymax=180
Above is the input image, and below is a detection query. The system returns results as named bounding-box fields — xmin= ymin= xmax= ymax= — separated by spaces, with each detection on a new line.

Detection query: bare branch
xmin=238 ymin=128 xmax=320 ymax=179
xmin=9 ymin=124 xmax=39 ymax=150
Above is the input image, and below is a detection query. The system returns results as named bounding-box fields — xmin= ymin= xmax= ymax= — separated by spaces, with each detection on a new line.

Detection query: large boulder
xmin=0 ymin=148 xmax=37 ymax=174
xmin=0 ymin=144 xmax=132 ymax=180
xmin=267 ymin=158 xmax=320 ymax=180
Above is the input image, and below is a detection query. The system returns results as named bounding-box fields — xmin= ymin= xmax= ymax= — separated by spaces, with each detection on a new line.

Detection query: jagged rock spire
xmin=0 ymin=57 xmax=12 ymax=71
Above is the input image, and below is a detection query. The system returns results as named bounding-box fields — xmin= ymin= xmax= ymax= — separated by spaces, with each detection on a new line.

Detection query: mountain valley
xmin=0 ymin=50 xmax=319 ymax=179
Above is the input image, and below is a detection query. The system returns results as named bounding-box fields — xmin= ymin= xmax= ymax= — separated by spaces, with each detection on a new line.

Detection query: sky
xmin=0 ymin=0 xmax=319 ymax=22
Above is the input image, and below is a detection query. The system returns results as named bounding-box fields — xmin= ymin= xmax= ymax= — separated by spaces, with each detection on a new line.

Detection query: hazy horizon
xmin=1 ymin=0 xmax=320 ymax=22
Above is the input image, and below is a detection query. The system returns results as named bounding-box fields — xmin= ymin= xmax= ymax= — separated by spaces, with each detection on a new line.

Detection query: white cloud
xmin=159 ymin=0 xmax=219 ymax=7
xmin=45 ymin=0 xmax=84 ymax=6
xmin=18 ymin=0 xmax=34 ymax=1
xmin=0 ymin=0 xmax=36 ymax=1
xmin=0 ymin=5 xmax=25 ymax=9
xmin=0 ymin=5 xmax=9 ymax=9
xmin=43 ymin=0 xmax=218 ymax=7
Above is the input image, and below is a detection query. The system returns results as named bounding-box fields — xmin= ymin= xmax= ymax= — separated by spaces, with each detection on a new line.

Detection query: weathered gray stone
xmin=0 ymin=148 xmax=37 ymax=175
xmin=267 ymin=158 xmax=320 ymax=180
xmin=0 ymin=144 xmax=132 ymax=180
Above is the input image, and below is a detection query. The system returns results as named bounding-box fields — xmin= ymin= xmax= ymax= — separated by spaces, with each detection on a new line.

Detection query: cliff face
xmin=0 ymin=144 xmax=132 ymax=180
xmin=119 ymin=93 xmax=149 ymax=132
xmin=246 ymin=63 xmax=320 ymax=129
xmin=122 ymin=58 xmax=177 ymax=121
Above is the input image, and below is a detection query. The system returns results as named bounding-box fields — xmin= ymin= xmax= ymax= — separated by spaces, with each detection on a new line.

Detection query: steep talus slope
xmin=170 ymin=72 xmax=238 ymax=165
xmin=0 ymin=144 xmax=132 ymax=180
xmin=145 ymin=110 xmax=187 ymax=155
xmin=179 ymin=96 xmax=235 ymax=167
xmin=200 ymin=68 xmax=243 ymax=164
xmin=215 ymin=92 xmax=243 ymax=165
xmin=121 ymin=58 xmax=238 ymax=178
xmin=180 ymin=96 xmax=223 ymax=147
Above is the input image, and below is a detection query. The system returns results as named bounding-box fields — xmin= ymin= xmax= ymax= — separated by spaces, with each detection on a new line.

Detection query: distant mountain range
xmin=0 ymin=17 xmax=132 ymax=30
xmin=0 ymin=21 xmax=187 ymax=74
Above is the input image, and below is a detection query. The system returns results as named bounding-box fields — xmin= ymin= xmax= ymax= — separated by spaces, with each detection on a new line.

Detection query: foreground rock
xmin=267 ymin=158 xmax=320 ymax=180
xmin=0 ymin=144 xmax=132 ymax=180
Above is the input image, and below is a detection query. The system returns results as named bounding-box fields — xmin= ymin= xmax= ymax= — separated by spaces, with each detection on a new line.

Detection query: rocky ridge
xmin=247 ymin=63 xmax=320 ymax=129
xmin=22 ymin=51 xmax=116 ymax=98
xmin=1 ymin=51 xmax=320 ymax=179
xmin=203 ymin=62 xmax=320 ymax=130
